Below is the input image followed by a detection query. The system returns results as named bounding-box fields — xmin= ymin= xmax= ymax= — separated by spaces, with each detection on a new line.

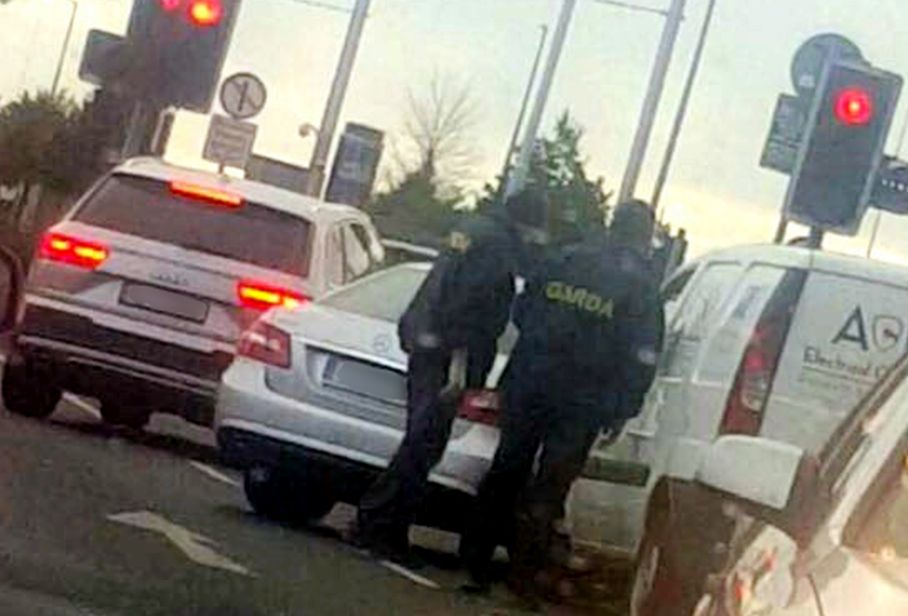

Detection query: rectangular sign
xmin=203 ymin=114 xmax=257 ymax=170
xmin=760 ymin=94 xmax=808 ymax=174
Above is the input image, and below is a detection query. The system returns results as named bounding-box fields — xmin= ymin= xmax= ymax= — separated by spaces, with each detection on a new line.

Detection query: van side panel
xmin=762 ymin=270 xmax=908 ymax=452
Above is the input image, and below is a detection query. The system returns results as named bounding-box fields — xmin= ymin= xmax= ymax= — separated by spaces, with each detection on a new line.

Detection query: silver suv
xmin=3 ymin=158 xmax=383 ymax=428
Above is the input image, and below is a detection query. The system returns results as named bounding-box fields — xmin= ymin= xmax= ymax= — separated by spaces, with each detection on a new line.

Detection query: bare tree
xmin=393 ymin=73 xmax=481 ymax=194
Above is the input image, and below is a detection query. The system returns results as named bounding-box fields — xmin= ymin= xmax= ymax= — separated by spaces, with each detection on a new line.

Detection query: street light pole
xmin=500 ymin=25 xmax=548 ymax=192
xmin=618 ymin=0 xmax=685 ymax=204
xmin=651 ymin=0 xmax=718 ymax=214
xmin=51 ymin=0 xmax=78 ymax=95
xmin=506 ymin=0 xmax=577 ymax=197
xmin=305 ymin=0 xmax=370 ymax=198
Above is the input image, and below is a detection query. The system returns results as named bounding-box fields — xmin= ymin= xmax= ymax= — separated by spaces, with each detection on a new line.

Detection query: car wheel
xmin=244 ymin=467 xmax=335 ymax=523
xmin=2 ymin=360 xmax=61 ymax=419
xmin=630 ymin=516 xmax=684 ymax=616
xmin=100 ymin=404 xmax=150 ymax=430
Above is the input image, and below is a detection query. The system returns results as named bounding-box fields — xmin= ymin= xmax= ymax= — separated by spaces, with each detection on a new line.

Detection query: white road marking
xmin=379 ymin=560 xmax=441 ymax=590
xmin=190 ymin=461 xmax=241 ymax=488
xmin=63 ymin=393 xmax=101 ymax=420
xmin=108 ymin=510 xmax=252 ymax=577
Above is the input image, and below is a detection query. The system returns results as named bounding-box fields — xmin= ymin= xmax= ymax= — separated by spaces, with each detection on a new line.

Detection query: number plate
xmin=120 ymin=284 xmax=209 ymax=323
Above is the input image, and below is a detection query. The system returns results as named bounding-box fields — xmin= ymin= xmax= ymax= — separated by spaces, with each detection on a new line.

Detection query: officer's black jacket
xmin=509 ymin=237 xmax=665 ymax=423
xmin=398 ymin=211 xmax=521 ymax=383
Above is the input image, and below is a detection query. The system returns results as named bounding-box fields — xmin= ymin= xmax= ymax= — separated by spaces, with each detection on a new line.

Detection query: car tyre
xmin=630 ymin=514 xmax=685 ymax=616
xmin=2 ymin=359 xmax=61 ymax=419
xmin=244 ymin=467 xmax=335 ymax=523
xmin=100 ymin=404 xmax=151 ymax=430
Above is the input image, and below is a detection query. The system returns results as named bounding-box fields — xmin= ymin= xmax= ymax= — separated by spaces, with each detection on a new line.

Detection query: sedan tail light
xmin=38 ymin=232 xmax=109 ymax=270
xmin=237 ymin=321 xmax=291 ymax=368
xmin=457 ymin=389 xmax=501 ymax=426
xmin=720 ymin=270 xmax=806 ymax=435
xmin=237 ymin=281 xmax=308 ymax=311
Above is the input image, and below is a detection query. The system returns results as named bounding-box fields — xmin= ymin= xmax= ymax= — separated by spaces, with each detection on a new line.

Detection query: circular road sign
xmin=219 ymin=72 xmax=267 ymax=120
xmin=791 ymin=34 xmax=863 ymax=98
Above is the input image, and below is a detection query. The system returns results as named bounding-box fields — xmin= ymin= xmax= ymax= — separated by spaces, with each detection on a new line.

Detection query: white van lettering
xmin=832 ymin=306 xmax=869 ymax=352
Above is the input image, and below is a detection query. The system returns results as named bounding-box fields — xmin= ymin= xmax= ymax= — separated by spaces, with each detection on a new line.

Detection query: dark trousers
xmin=461 ymin=378 xmax=603 ymax=583
xmin=358 ymin=351 xmax=453 ymax=548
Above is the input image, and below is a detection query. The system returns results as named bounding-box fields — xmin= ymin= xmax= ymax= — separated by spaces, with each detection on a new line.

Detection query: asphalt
xmin=0 ymin=398 xmax=512 ymax=616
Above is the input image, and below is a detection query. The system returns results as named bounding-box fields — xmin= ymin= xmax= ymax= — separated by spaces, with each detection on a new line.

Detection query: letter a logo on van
xmin=873 ymin=315 xmax=904 ymax=352
xmin=833 ymin=306 xmax=869 ymax=351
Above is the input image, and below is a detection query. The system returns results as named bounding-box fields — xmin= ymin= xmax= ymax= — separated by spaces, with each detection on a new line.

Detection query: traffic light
xmin=127 ymin=0 xmax=241 ymax=113
xmin=786 ymin=61 xmax=902 ymax=234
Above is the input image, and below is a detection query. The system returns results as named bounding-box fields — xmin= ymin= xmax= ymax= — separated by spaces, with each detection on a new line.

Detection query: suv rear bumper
xmin=16 ymin=304 xmax=233 ymax=424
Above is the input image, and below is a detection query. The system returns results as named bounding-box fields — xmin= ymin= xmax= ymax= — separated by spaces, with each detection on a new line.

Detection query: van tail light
xmin=720 ymin=270 xmax=806 ymax=435
xmin=237 ymin=281 xmax=309 ymax=311
xmin=38 ymin=232 xmax=109 ymax=270
xmin=457 ymin=389 xmax=502 ymax=426
xmin=237 ymin=321 xmax=291 ymax=368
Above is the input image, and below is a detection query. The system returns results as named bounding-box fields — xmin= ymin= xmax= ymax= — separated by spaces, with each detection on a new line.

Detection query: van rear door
xmin=762 ymin=267 xmax=908 ymax=453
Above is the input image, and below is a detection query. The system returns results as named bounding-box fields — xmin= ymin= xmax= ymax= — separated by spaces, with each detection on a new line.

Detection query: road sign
xmin=79 ymin=30 xmax=127 ymax=87
xmin=791 ymin=34 xmax=862 ymax=97
xmin=325 ymin=123 xmax=384 ymax=206
xmin=219 ymin=72 xmax=267 ymax=120
xmin=760 ymin=94 xmax=808 ymax=174
xmin=203 ymin=114 xmax=257 ymax=170
xmin=872 ymin=156 xmax=908 ymax=214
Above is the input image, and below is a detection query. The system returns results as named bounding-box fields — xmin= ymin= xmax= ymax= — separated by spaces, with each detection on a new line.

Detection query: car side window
xmin=343 ymin=223 xmax=373 ymax=282
xmin=661 ymin=267 xmax=695 ymax=315
xmin=661 ymin=261 xmax=743 ymax=377
xmin=325 ymin=226 xmax=345 ymax=288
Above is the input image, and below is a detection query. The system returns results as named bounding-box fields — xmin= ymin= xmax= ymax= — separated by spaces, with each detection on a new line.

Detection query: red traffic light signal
xmin=188 ymin=0 xmax=223 ymax=26
xmin=834 ymin=88 xmax=874 ymax=126
xmin=159 ymin=0 xmax=182 ymax=11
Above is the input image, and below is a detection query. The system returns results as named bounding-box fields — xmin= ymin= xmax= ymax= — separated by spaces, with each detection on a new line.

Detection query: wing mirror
xmin=695 ymin=436 xmax=823 ymax=543
xmin=0 ymin=246 xmax=23 ymax=333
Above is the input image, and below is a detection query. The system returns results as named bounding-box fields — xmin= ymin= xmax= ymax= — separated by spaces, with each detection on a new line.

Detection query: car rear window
xmin=74 ymin=174 xmax=311 ymax=276
xmin=320 ymin=265 xmax=427 ymax=323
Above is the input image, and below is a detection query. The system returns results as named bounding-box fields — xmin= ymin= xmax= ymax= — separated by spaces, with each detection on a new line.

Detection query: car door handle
xmin=626 ymin=428 xmax=655 ymax=440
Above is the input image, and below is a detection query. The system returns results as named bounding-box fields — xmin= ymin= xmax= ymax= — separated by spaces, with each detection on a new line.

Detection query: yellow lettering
xmin=545 ymin=282 xmax=564 ymax=300
xmin=585 ymin=295 xmax=602 ymax=313
xmin=599 ymin=299 xmax=615 ymax=319
xmin=448 ymin=232 xmax=472 ymax=253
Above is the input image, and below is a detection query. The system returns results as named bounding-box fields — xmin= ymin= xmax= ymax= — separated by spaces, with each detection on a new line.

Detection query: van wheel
xmin=100 ymin=404 xmax=150 ymax=430
xmin=630 ymin=516 xmax=684 ymax=616
xmin=244 ymin=467 xmax=335 ymax=523
xmin=2 ymin=360 xmax=61 ymax=419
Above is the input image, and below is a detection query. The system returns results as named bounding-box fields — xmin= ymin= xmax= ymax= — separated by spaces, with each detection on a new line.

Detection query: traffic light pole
xmin=305 ymin=0 xmax=370 ymax=199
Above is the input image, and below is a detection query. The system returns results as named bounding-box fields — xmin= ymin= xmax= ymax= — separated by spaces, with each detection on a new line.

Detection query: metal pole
xmin=500 ymin=25 xmax=548 ymax=192
xmin=652 ymin=0 xmax=717 ymax=213
xmin=305 ymin=0 xmax=370 ymax=198
xmin=120 ymin=100 xmax=146 ymax=160
xmin=50 ymin=0 xmax=78 ymax=95
xmin=774 ymin=217 xmax=787 ymax=244
xmin=618 ymin=0 xmax=685 ymax=204
xmin=506 ymin=0 xmax=578 ymax=197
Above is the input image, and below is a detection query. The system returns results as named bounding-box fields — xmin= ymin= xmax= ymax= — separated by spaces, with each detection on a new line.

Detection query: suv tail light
xmin=238 ymin=281 xmax=308 ymax=311
xmin=720 ymin=270 xmax=807 ymax=435
xmin=237 ymin=321 xmax=291 ymax=368
xmin=38 ymin=232 xmax=109 ymax=270
xmin=457 ymin=389 xmax=502 ymax=426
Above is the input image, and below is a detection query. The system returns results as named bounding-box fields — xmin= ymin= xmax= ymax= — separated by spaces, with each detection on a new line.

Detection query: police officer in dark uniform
xmin=355 ymin=190 xmax=548 ymax=564
xmin=461 ymin=200 xmax=664 ymax=599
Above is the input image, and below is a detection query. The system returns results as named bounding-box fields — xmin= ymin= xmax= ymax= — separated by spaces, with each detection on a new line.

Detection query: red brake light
xmin=237 ymin=321 xmax=291 ymax=368
xmin=238 ymin=281 xmax=308 ymax=311
xmin=170 ymin=181 xmax=243 ymax=208
xmin=834 ymin=88 xmax=874 ymax=126
xmin=188 ymin=0 xmax=222 ymax=26
xmin=720 ymin=272 xmax=806 ymax=435
xmin=457 ymin=389 xmax=501 ymax=426
xmin=39 ymin=233 xmax=109 ymax=270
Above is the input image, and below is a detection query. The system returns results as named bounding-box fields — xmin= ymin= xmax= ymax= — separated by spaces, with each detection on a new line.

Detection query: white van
xmin=565 ymin=244 xmax=908 ymax=614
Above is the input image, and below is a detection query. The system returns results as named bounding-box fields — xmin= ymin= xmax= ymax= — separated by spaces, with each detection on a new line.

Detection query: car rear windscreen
xmin=75 ymin=174 xmax=311 ymax=276
xmin=320 ymin=266 xmax=427 ymax=322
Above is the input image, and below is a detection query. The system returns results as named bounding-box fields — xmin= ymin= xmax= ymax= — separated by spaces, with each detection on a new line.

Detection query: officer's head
xmin=610 ymin=199 xmax=655 ymax=254
xmin=503 ymin=188 xmax=550 ymax=246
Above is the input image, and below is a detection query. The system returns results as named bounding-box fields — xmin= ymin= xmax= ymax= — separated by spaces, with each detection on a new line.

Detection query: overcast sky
xmin=3 ymin=0 xmax=908 ymax=260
